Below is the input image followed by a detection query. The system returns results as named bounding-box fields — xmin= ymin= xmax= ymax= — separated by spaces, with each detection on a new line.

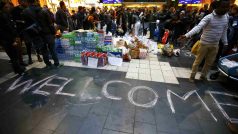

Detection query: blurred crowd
xmin=0 ymin=0 xmax=237 ymax=76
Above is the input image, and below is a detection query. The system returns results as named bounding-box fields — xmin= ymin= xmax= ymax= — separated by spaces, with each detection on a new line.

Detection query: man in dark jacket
xmin=76 ymin=6 xmax=85 ymax=29
xmin=0 ymin=1 xmax=25 ymax=75
xmin=23 ymin=0 xmax=60 ymax=68
xmin=56 ymin=1 xmax=68 ymax=32
xmin=12 ymin=0 xmax=42 ymax=65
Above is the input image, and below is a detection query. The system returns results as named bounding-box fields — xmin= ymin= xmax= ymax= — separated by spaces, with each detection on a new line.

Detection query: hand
xmin=177 ymin=35 xmax=187 ymax=42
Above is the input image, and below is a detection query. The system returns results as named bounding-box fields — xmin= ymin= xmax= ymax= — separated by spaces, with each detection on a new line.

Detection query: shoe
xmin=54 ymin=63 xmax=64 ymax=68
xmin=28 ymin=59 xmax=33 ymax=65
xmin=20 ymin=62 xmax=28 ymax=66
xmin=37 ymin=55 xmax=43 ymax=62
xmin=199 ymin=75 xmax=207 ymax=81
xmin=189 ymin=77 xmax=195 ymax=83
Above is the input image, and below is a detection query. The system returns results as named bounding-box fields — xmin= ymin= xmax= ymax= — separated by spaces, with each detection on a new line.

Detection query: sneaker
xmin=20 ymin=62 xmax=28 ymax=66
xmin=54 ymin=63 xmax=64 ymax=68
xmin=189 ymin=77 xmax=195 ymax=83
xmin=199 ymin=75 xmax=207 ymax=81
xmin=28 ymin=59 xmax=33 ymax=65
xmin=37 ymin=55 xmax=43 ymax=62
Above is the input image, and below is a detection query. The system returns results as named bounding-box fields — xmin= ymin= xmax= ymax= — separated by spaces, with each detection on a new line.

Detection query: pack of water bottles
xmin=55 ymin=30 xmax=105 ymax=62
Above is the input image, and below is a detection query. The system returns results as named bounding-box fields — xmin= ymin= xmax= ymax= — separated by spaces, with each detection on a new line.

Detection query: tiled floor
xmin=0 ymin=51 xmax=237 ymax=134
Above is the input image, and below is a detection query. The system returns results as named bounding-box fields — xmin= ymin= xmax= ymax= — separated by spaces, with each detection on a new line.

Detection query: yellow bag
xmin=191 ymin=40 xmax=200 ymax=55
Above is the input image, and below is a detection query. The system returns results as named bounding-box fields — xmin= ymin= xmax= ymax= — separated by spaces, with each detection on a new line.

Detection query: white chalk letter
xmin=167 ymin=90 xmax=217 ymax=122
xmin=208 ymin=91 xmax=238 ymax=124
xmin=102 ymin=80 xmax=131 ymax=100
xmin=128 ymin=86 xmax=159 ymax=108
xmin=55 ymin=76 xmax=75 ymax=97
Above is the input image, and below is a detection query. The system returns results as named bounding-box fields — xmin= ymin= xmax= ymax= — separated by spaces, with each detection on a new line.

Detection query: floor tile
xmin=150 ymin=61 xmax=160 ymax=65
xmin=150 ymin=58 xmax=158 ymax=61
xmin=164 ymin=76 xmax=179 ymax=84
xmin=31 ymin=128 xmax=54 ymax=134
xmin=122 ymin=62 xmax=130 ymax=67
xmin=134 ymin=122 xmax=157 ymax=134
xmin=151 ymin=74 xmax=164 ymax=82
xmin=198 ymin=119 xmax=232 ymax=134
xmin=175 ymin=114 xmax=202 ymax=131
xmin=129 ymin=63 xmax=139 ymax=68
xmin=150 ymin=65 xmax=161 ymax=70
xmin=140 ymin=63 xmax=150 ymax=69
xmin=140 ymin=60 xmax=150 ymax=64
xmin=162 ymin=70 xmax=175 ymax=77
xmin=126 ymin=72 xmax=138 ymax=79
xmin=139 ymin=74 xmax=151 ymax=81
xmin=77 ymin=114 xmax=107 ymax=134
xmin=136 ymin=108 xmax=156 ymax=124
xmin=117 ymin=66 xmax=128 ymax=72
xmin=104 ymin=109 xmax=134 ymax=133
xmin=128 ymin=68 xmax=139 ymax=73
xmin=160 ymin=66 xmax=172 ymax=71
xmin=151 ymin=69 xmax=163 ymax=76
xmin=54 ymin=114 xmax=84 ymax=134
xmin=160 ymin=62 xmax=170 ymax=66
xmin=139 ymin=68 xmax=151 ymax=74
xmin=156 ymin=113 xmax=180 ymax=133
xmin=106 ymin=66 xmax=118 ymax=71
xmin=102 ymin=129 xmax=129 ymax=134
xmin=131 ymin=59 xmax=140 ymax=63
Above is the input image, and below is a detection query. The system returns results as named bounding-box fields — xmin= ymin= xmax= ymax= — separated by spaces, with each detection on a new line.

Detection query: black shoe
xmin=28 ymin=59 xmax=33 ymax=65
xmin=37 ymin=55 xmax=43 ymax=62
xmin=54 ymin=63 xmax=63 ymax=68
xmin=20 ymin=62 xmax=28 ymax=66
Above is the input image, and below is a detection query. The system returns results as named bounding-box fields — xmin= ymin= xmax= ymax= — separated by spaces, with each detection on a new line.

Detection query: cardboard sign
xmin=108 ymin=57 xmax=123 ymax=66
xmin=88 ymin=57 xmax=98 ymax=68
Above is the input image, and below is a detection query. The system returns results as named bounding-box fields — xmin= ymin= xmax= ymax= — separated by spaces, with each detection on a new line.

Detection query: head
xmin=215 ymin=0 xmax=230 ymax=16
xmin=18 ymin=0 xmax=28 ymax=7
xmin=169 ymin=7 xmax=175 ymax=13
xmin=0 ymin=1 xmax=14 ymax=13
xmin=90 ymin=7 xmax=96 ymax=14
xmin=26 ymin=0 xmax=38 ymax=5
xmin=231 ymin=5 xmax=238 ymax=16
xmin=72 ymin=10 xmax=75 ymax=14
xmin=204 ymin=4 xmax=209 ymax=10
xmin=59 ymin=1 xmax=66 ymax=10
xmin=180 ymin=10 xmax=185 ymax=18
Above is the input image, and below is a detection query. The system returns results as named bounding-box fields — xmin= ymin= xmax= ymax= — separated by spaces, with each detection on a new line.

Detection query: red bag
xmin=162 ymin=30 xmax=170 ymax=44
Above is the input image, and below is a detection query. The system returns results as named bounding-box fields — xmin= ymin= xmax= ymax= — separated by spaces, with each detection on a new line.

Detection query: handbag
xmin=191 ymin=40 xmax=200 ymax=55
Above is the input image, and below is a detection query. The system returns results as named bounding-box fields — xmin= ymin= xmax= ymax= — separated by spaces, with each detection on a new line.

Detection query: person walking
xmin=179 ymin=0 xmax=230 ymax=82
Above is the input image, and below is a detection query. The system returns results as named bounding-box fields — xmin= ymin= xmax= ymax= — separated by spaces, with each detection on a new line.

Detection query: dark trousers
xmin=149 ymin=23 xmax=156 ymax=39
xmin=41 ymin=34 xmax=59 ymax=66
xmin=0 ymin=40 xmax=25 ymax=73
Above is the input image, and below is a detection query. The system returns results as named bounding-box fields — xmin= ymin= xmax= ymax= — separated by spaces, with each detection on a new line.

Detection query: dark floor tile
xmin=104 ymin=106 xmax=134 ymax=134
xmin=155 ymin=112 xmax=179 ymax=133
xmin=134 ymin=122 xmax=157 ymax=134
xmin=102 ymin=129 xmax=130 ymax=134
xmin=54 ymin=114 xmax=84 ymax=134
xmin=198 ymin=119 xmax=232 ymax=134
xmin=89 ymin=99 xmax=112 ymax=116
xmin=135 ymin=107 xmax=156 ymax=124
xmin=179 ymin=129 xmax=204 ymax=134
xmin=33 ymin=110 xmax=66 ymax=131
xmin=77 ymin=113 xmax=107 ymax=134
xmin=175 ymin=114 xmax=202 ymax=131
xmin=67 ymin=104 xmax=92 ymax=117
xmin=30 ymin=128 xmax=54 ymax=134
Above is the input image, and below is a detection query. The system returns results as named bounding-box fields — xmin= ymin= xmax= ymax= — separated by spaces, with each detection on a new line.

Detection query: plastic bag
xmin=191 ymin=40 xmax=200 ymax=55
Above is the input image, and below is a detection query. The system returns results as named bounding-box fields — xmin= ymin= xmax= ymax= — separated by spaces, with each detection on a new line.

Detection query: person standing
xmin=39 ymin=2 xmax=61 ymax=68
xmin=56 ymin=1 xmax=68 ymax=32
xmin=12 ymin=0 xmax=43 ymax=65
xmin=179 ymin=0 xmax=230 ymax=82
xmin=0 ymin=1 xmax=26 ymax=75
